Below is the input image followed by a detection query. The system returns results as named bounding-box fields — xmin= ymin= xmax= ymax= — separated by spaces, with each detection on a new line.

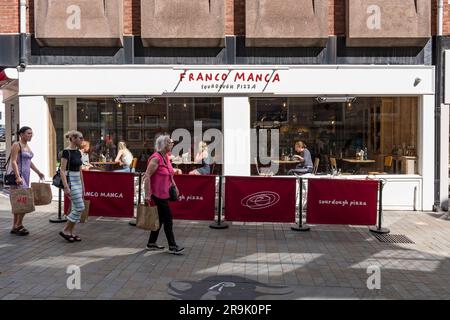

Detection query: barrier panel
xmin=225 ymin=176 xmax=296 ymax=223
xmin=170 ymin=175 xmax=216 ymax=221
xmin=64 ymin=171 xmax=135 ymax=218
xmin=306 ymin=178 xmax=378 ymax=225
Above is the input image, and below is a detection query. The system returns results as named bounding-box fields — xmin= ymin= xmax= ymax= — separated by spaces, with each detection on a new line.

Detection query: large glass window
xmin=251 ymin=97 xmax=418 ymax=176
xmin=50 ymin=97 xmax=223 ymax=174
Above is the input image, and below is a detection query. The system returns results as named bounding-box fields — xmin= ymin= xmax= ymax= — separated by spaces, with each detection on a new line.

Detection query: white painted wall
xmin=19 ymin=65 xmax=435 ymax=96
xmin=223 ymin=97 xmax=250 ymax=176
xmin=440 ymin=103 xmax=449 ymax=210
xmin=0 ymin=92 xmax=5 ymax=128
xmin=18 ymin=96 xmax=51 ymax=180
xmin=419 ymin=95 xmax=436 ymax=211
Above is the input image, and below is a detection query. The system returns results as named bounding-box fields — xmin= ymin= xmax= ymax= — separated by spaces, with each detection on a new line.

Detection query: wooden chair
xmin=130 ymin=157 xmax=138 ymax=173
xmin=368 ymin=155 xmax=393 ymax=175
xmin=254 ymin=157 xmax=274 ymax=176
xmin=329 ymin=157 xmax=337 ymax=172
xmin=210 ymin=161 xmax=216 ymax=175
xmin=312 ymin=158 xmax=320 ymax=175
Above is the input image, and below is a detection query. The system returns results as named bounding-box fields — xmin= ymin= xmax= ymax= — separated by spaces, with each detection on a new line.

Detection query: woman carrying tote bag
xmin=144 ymin=135 xmax=184 ymax=255
xmin=8 ymin=126 xmax=45 ymax=236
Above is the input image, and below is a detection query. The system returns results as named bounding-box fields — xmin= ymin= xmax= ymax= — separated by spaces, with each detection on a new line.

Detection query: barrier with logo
xmin=306 ymin=178 xmax=378 ymax=225
xmin=64 ymin=171 xmax=135 ymax=218
xmin=224 ymin=176 xmax=296 ymax=223
xmin=169 ymin=175 xmax=216 ymax=221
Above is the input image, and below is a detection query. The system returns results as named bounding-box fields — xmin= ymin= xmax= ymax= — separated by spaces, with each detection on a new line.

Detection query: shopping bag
xmin=10 ymin=188 xmax=35 ymax=215
xmin=136 ymin=204 xmax=160 ymax=231
xmin=80 ymin=200 xmax=90 ymax=223
xmin=31 ymin=182 xmax=52 ymax=205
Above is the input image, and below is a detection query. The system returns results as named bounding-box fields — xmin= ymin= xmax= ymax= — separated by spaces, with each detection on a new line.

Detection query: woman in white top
xmin=189 ymin=141 xmax=211 ymax=175
xmin=115 ymin=141 xmax=134 ymax=172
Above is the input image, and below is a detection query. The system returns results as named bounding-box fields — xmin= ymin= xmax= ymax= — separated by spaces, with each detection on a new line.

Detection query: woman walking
xmin=59 ymin=130 xmax=85 ymax=242
xmin=9 ymin=126 xmax=45 ymax=236
xmin=144 ymin=135 xmax=184 ymax=254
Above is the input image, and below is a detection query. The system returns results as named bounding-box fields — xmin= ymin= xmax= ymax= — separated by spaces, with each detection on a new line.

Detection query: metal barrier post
xmin=210 ymin=175 xmax=228 ymax=229
xmin=291 ymin=177 xmax=310 ymax=231
xmin=129 ymin=172 xmax=142 ymax=226
xmin=49 ymin=187 xmax=67 ymax=223
xmin=369 ymin=179 xmax=390 ymax=234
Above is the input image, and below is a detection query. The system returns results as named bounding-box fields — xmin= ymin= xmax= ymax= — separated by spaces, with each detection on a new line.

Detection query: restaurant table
xmin=172 ymin=161 xmax=202 ymax=174
xmin=271 ymin=160 xmax=301 ymax=175
xmin=341 ymin=158 xmax=376 ymax=174
xmin=90 ymin=161 xmax=122 ymax=172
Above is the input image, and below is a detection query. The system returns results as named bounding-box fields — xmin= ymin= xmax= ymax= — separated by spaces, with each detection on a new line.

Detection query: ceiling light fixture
xmin=316 ymin=96 xmax=356 ymax=103
xmin=114 ymin=96 xmax=155 ymax=104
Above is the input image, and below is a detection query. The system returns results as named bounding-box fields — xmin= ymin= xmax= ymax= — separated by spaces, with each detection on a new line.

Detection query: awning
xmin=0 ymin=68 xmax=18 ymax=88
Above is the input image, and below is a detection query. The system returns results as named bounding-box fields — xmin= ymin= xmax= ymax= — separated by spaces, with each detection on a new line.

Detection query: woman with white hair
xmin=143 ymin=135 xmax=184 ymax=254
xmin=189 ymin=141 xmax=211 ymax=175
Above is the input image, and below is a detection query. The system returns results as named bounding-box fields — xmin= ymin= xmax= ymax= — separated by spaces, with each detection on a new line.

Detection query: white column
xmin=18 ymin=96 xmax=51 ymax=180
xmin=223 ymin=97 xmax=250 ymax=176
xmin=440 ymin=103 xmax=449 ymax=210
xmin=419 ymin=94 xmax=435 ymax=211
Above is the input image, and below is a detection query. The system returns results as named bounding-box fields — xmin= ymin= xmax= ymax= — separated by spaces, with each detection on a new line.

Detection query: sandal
xmin=59 ymin=231 xmax=75 ymax=242
xmin=72 ymin=235 xmax=82 ymax=242
xmin=10 ymin=226 xmax=29 ymax=236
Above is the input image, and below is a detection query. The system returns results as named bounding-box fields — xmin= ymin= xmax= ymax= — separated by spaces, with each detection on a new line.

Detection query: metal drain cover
xmin=373 ymin=234 xmax=415 ymax=244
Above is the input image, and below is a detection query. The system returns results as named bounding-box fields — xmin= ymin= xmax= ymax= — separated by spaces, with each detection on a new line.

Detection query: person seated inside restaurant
xmin=80 ymin=140 xmax=93 ymax=170
xmin=287 ymin=141 xmax=313 ymax=175
xmin=114 ymin=141 xmax=134 ymax=172
xmin=168 ymin=152 xmax=183 ymax=175
xmin=189 ymin=141 xmax=211 ymax=175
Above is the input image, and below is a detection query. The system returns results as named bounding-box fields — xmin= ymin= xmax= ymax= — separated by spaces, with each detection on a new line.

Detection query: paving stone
xmin=1 ymin=197 xmax=450 ymax=300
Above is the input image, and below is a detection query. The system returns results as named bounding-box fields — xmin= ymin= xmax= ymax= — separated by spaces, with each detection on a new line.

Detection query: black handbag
xmin=159 ymin=152 xmax=178 ymax=202
xmin=3 ymin=143 xmax=22 ymax=186
xmin=52 ymin=150 xmax=70 ymax=189
xmin=169 ymin=185 xmax=178 ymax=202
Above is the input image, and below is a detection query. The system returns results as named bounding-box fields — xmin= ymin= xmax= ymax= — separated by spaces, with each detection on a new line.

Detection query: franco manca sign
xmin=174 ymin=69 xmax=282 ymax=94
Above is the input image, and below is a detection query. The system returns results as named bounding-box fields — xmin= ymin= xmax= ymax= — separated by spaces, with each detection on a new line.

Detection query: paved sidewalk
xmin=0 ymin=196 xmax=449 ymax=300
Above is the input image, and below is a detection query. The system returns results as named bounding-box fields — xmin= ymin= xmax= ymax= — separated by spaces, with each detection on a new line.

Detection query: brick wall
xmin=0 ymin=1 xmax=447 ymax=37
xmin=0 ymin=0 xmax=19 ymax=33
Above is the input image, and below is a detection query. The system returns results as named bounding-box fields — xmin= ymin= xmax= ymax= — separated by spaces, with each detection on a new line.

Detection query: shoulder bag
xmin=3 ymin=143 xmax=22 ymax=186
xmin=158 ymin=152 xmax=178 ymax=201
xmin=52 ymin=150 xmax=71 ymax=189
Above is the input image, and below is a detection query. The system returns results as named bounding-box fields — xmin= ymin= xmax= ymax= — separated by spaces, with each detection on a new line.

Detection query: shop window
xmin=71 ymin=97 xmax=222 ymax=174
xmin=250 ymin=97 xmax=418 ymax=176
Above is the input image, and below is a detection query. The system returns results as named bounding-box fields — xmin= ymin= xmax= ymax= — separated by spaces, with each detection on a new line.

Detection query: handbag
xmin=3 ymin=143 xmax=22 ymax=186
xmin=31 ymin=182 xmax=52 ymax=205
xmin=53 ymin=150 xmax=70 ymax=189
xmin=159 ymin=152 xmax=178 ymax=202
xmin=136 ymin=198 xmax=160 ymax=231
xmin=10 ymin=187 xmax=35 ymax=215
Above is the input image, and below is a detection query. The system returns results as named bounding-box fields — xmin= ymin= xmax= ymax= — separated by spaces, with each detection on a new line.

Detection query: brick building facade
xmin=0 ymin=1 xmax=446 ymax=211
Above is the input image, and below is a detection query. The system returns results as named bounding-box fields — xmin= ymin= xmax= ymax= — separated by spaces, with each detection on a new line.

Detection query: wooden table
xmin=341 ymin=158 xmax=376 ymax=174
xmin=90 ymin=161 xmax=122 ymax=172
xmin=172 ymin=161 xmax=202 ymax=174
xmin=271 ymin=160 xmax=300 ymax=175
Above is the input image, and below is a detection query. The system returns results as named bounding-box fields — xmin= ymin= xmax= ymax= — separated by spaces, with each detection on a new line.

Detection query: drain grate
xmin=372 ymin=234 xmax=415 ymax=244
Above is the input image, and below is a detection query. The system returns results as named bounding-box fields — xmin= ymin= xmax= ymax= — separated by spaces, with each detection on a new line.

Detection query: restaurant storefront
xmin=8 ymin=64 xmax=435 ymax=211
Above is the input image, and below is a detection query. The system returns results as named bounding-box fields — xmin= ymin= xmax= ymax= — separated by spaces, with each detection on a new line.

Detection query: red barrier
xmin=225 ymin=176 xmax=296 ymax=223
xmin=169 ymin=175 xmax=216 ymax=221
xmin=64 ymin=171 xmax=135 ymax=218
xmin=306 ymin=179 xmax=378 ymax=225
